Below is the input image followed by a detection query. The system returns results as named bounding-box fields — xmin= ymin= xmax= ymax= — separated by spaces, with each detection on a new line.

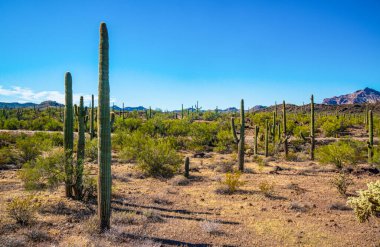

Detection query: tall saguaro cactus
xmin=181 ymin=104 xmax=184 ymax=119
xmin=232 ymin=99 xmax=245 ymax=171
xmin=74 ymin=96 xmax=86 ymax=199
xmin=368 ymin=110 xmax=374 ymax=163
xmin=97 ymin=22 xmax=111 ymax=231
xmin=283 ymin=100 xmax=288 ymax=158
xmin=90 ymin=94 xmax=95 ymax=139
xmin=310 ymin=95 xmax=315 ymax=160
xmin=64 ymin=72 xmax=74 ymax=198
xmin=272 ymin=111 xmax=276 ymax=144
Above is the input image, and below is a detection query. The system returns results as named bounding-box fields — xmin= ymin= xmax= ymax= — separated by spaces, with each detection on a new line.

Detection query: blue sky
xmin=0 ymin=0 xmax=379 ymax=110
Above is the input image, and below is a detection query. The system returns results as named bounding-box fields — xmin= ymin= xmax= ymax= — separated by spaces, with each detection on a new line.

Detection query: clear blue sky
xmin=0 ymin=0 xmax=379 ymax=110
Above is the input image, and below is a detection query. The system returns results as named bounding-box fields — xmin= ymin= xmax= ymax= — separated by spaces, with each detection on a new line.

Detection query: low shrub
xmin=217 ymin=171 xmax=245 ymax=194
xmin=259 ymin=180 xmax=275 ymax=197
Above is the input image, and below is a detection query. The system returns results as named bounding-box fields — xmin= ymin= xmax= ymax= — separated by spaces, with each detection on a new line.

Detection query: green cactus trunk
xmin=265 ymin=119 xmax=269 ymax=157
xmin=283 ymin=100 xmax=288 ymax=158
xmin=310 ymin=95 xmax=315 ymax=160
xmin=149 ymin=106 xmax=152 ymax=119
xmin=272 ymin=111 xmax=276 ymax=144
xmin=97 ymin=22 xmax=112 ymax=231
xmin=231 ymin=99 xmax=245 ymax=171
xmin=90 ymin=94 xmax=95 ymax=139
xmin=181 ymin=104 xmax=184 ymax=119
xmin=368 ymin=110 xmax=374 ymax=163
xmin=122 ymin=103 xmax=125 ymax=120
xmin=254 ymin=125 xmax=259 ymax=155
xmin=75 ymin=96 xmax=86 ymax=200
xmin=64 ymin=72 xmax=74 ymax=198
xmin=184 ymin=157 xmax=190 ymax=178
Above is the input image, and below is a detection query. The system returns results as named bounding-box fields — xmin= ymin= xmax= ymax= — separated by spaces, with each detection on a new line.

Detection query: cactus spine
xmin=64 ymin=72 xmax=74 ymax=198
xmin=283 ymin=100 xmax=288 ymax=158
xmin=184 ymin=157 xmax=190 ymax=178
xmin=265 ymin=119 xmax=269 ymax=157
xmin=232 ymin=99 xmax=245 ymax=171
xmin=97 ymin=22 xmax=111 ymax=231
xmin=310 ymin=94 xmax=315 ymax=160
xmin=368 ymin=110 xmax=374 ymax=163
xmin=75 ymin=96 xmax=86 ymax=200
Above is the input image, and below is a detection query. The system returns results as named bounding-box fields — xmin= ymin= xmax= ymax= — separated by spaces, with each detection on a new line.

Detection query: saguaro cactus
xmin=181 ymin=104 xmax=184 ymax=119
xmin=184 ymin=157 xmax=190 ymax=178
xmin=90 ymin=94 xmax=95 ymax=139
xmin=97 ymin=22 xmax=111 ymax=231
xmin=232 ymin=99 xmax=245 ymax=171
xmin=283 ymin=100 xmax=288 ymax=158
xmin=265 ymin=119 xmax=269 ymax=157
xmin=310 ymin=95 xmax=315 ymax=160
xmin=74 ymin=96 xmax=86 ymax=200
xmin=64 ymin=72 xmax=74 ymax=198
xmin=368 ymin=110 xmax=374 ymax=163
xmin=254 ymin=125 xmax=259 ymax=155
xmin=272 ymin=111 xmax=276 ymax=144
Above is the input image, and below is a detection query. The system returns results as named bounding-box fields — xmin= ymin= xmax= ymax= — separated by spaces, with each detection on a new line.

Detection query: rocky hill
xmin=322 ymin=87 xmax=380 ymax=105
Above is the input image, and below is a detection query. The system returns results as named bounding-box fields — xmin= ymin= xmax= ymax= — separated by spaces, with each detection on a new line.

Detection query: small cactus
xmin=254 ymin=125 xmax=259 ymax=155
xmin=265 ymin=119 xmax=269 ymax=157
xmin=310 ymin=94 xmax=315 ymax=160
xmin=282 ymin=100 xmax=288 ymax=158
xmin=184 ymin=157 xmax=190 ymax=178
xmin=368 ymin=110 xmax=374 ymax=163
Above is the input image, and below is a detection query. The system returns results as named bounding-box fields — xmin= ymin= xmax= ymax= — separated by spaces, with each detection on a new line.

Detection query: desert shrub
xmin=217 ymin=171 xmax=245 ymax=194
xmin=82 ymin=174 xmax=97 ymax=202
xmin=316 ymin=139 xmax=364 ymax=169
xmin=85 ymin=138 xmax=98 ymax=162
xmin=259 ymin=180 xmax=275 ymax=197
xmin=165 ymin=119 xmax=190 ymax=136
xmin=215 ymin=130 xmax=234 ymax=153
xmin=112 ymin=211 xmax=139 ymax=225
xmin=200 ymin=220 xmax=221 ymax=235
xmin=320 ymin=117 xmax=346 ymax=137
xmin=115 ymin=117 xmax=142 ymax=132
xmin=16 ymin=138 xmax=42 ymax=163
xmin=117 ymin=131 xmax=148 ymax=162
xmin=6 ymin=195 xmax=40 ymax=225
xmin=3 ymin=118 xmax=19 ymax=130
xmin=330 ymin=173 xmax=353 ymax=197
xmin=44 ymin=118 xmax=62 ymax=131
xmin=25 ymin=229 xmax=51 ymax=242
xmin=347 ymin=180 xmax=380 ymax=222
xmin=137 ymin=139 xmax=181 ymax=178
xmin=188 ymin=122 xmax=218 ymax=151
xmin=19 ymin=148 xmax=65 ymax=190
xmin=0 ymin=146 xmax=19 ymax=167
xmin=203 ymin=111 xmax=219 ymax=121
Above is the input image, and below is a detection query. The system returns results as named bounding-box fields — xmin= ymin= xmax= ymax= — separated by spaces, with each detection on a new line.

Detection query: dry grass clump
xmin=6 ymin=195 xmax=40 ymax=225
xmin=152 ymin=194 xmax=172 ymax=205
xmin=330 ymin=173 xmax=353 ymax=197
xmin=112 ymin=211 xmax=140 ymax=225
xmin=215 ymin=171 xmax=245 ymax=195
xmin=329 ymin=202 xmax=352 ymax=211
xmin=142 ymin=209 xmax=164 ymax=223
xmin=0 ymin=235 xmax=28 ymax=247
xmin=259 ymin=180 xmax=275 ymax=197
xmin=288 ymin=202 xmax=311 ymax=212
xmin=170 ymin=176 xmax=190 ymax=186
xmin=213 ymin=161 xmax=234 ymax=173
xmin=24 ymin=228 xmax=51 ymax=242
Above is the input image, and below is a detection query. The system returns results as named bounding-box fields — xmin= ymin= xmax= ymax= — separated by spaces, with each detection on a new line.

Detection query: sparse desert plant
xmin=112 ymin=211 xmax=139 ymax=225
xmin=316 ymin=139 xmax=364 ymax=169
xmin=217 ymin=170 xmax=245 ymax=194
xmin=25 ymin=228 xmax=51 ymax=242
xmin=19 ymin=148 xmax=65 ymax=190
xmin=16 ymin=138 xmax=42 ymax=163
xmin=215 ymin=129 xmax=234 ymax=153
xmin=200 ymin=220 xmax=221 ymax=235
xmin=259 ymin=180 xmax=275 ymax=197
xmin=330 ymin=173 xmax=353 ymax=197
xmin=85 ymin=138 xmax=98 ymax=162
xmin=6 ymin=195 xmax=40 ymax=225
xmin=142 ymin=209 xmax=164 ymax=223
xmin=170 ymin=175 xmax=190 ymax=186
xmin=347 ymin=180 xmax=380 ymax=222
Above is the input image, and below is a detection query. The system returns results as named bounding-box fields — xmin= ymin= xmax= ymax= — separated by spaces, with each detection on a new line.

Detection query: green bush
xmin=16 ymin=138 xmax=42 ymax=163
xmin=215 ymin=129 xmax=234 ymax=153
xmin=85 ymin=138 xmax=98 ymax=162
xmin=0 ymin=147 xmax=19 ymax=168
xmin=348 ymin=180 xmax=380 ymax=222
xmin=320 ymin=117 xmax=346 ymax=137
xmin=316 ymin=140 xmax=364 ymax=169
xmin=19 ymin=148 xmax=65 ymax=190
xmin=188 ymin=122 xmax=218 ymax=151
xmin=137 ymin=138 xmax=181 ymax=178
xmin=117 ymin=131 xmax=148 ymax=162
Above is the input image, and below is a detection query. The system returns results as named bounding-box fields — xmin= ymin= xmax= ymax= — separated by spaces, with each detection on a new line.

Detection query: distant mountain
xmin=250 ymin=105 xmax=267 ymax=112
xmin=0 ymin=100 xmax=63 ymax=109
xmin=221 ymin=107 xmax=239 ymax=112
xmin=323 ymin=87 xmax=380 ymax=105
xmin=111 ymin=105 xmax=147 ymax=111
